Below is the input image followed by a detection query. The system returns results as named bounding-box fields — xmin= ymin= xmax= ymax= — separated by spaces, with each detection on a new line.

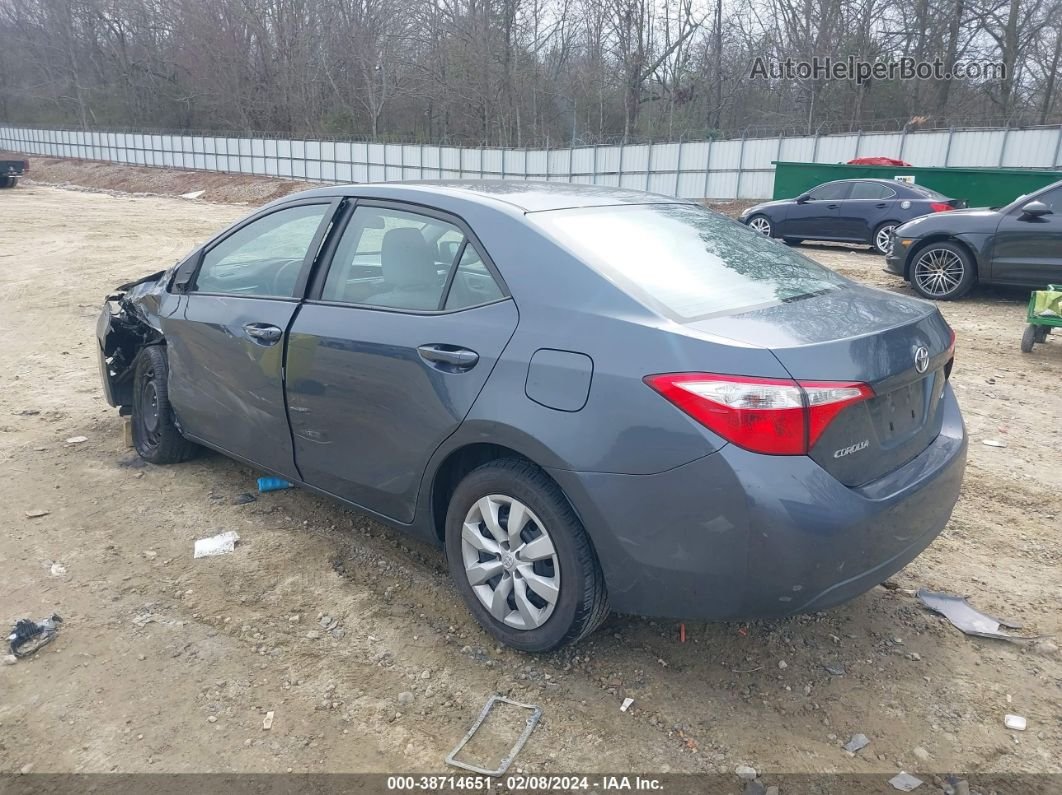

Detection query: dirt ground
xmin=1 ymin=174 xmax=1060 ymax=788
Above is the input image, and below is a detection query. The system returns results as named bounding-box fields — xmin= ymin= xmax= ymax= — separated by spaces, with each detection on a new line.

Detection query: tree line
xmin=0 ymin=0 xmax=1059 ymax=146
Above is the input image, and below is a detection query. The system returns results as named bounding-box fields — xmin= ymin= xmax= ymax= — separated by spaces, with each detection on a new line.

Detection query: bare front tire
xmin=445 ymin=459 xmax=608 ymax=652
xmin=132 ymin=346 xmax=198 ymax=464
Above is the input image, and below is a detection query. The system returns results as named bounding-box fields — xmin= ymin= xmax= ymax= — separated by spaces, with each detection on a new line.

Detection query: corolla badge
xmin=833 ymin=440 xmax=870 ymax=458
xmin=914 ymin=346 xmax=930 ymax=374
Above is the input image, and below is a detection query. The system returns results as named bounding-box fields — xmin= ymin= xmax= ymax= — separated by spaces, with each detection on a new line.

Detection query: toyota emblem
xmin=914 ymin=346 xmax=930 ymax=374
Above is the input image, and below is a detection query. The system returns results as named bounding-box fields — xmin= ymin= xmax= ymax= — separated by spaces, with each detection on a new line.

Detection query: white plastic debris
xmin=1004 ymin=714 xmax=1027 ymax=731
xmin=620 ymin=697 xmax=634 ymax=712
xmin=982 ymin=439 xmax=1007 ymax=448
xmin=180 ymin=190 xmax=205 ymax=200
xmin=888 ymin=771 xmax=923 ymax=791
xmin=49 ymin=562 xmax=67 ymax=577
xmin=262 ymin=710 xmax=275 ymax=730
xmin=65 ymin=436 xmax=88 ymax=445
xmin=193 ymin=531 xmax=240 ymax=559
xmin=24 ymin=509 xmax=50 ymax=519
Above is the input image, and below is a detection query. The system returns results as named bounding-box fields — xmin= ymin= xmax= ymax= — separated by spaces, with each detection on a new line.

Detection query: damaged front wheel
xmin=133 ymin=346 xmax=197 ymax=464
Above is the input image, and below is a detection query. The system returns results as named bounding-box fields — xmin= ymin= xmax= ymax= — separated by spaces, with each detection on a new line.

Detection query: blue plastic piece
xmin=257 ymin=476 xmax=294 ymax=493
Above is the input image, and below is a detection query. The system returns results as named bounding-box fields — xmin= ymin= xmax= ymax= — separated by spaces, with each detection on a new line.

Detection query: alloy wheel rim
xmin=749 ymin=217 xmax=771 ymax=235
xmin=876 ymin=225 xmax=896 ymax=254
xmin=914 ymin=249 xmax=964 ymax=296
xmin=461 ymin=495 xmax=560 ymax=630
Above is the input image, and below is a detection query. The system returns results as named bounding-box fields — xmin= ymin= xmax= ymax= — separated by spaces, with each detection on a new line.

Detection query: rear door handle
xmin=417 ymin=344 xmax=479 ymax=371
xmin=827 ymin=203 xmax=840 ymax=209
xmin=243 ymin=323 xmax=283 ymax=345
xmin=875 ymin=202 xmax=888 ymax=208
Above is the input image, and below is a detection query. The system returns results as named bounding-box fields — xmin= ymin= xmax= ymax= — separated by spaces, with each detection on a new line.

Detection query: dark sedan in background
xmin=740 ymin=178 xmax=963 ymax=254
xmin=887 ymin=179 xmax=1062 ymax=300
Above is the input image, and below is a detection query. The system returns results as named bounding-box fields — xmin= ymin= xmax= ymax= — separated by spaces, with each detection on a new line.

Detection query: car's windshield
xmin=532 ymin=203 xmax=846 ymax=321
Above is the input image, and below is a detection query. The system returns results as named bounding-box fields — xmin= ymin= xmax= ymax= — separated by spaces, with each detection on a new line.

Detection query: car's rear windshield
xmin=906 ymin=185 xmax=949 ymax=200
xmin=532 ymin=203 xmax=845 ymax=321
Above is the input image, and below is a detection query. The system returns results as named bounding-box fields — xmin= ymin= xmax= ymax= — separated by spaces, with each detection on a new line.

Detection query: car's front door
xmin=780 ymin=181 xmax=850 ymax=239
xmin=991 ymin=186 xmax=1062 ymax=285
xmin=285 ymin=202 xmax=518 ymax=522
xmin=165 ymin=200 xmax=337 ymax=476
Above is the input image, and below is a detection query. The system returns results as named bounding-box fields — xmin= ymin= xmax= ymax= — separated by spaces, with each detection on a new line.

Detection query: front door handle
xmin=827 ymin=203 xmax=840 ymax=209
xmin=417 ymin=344 xmax=479 ymax=372
xmin=875 ymin=202 xmax=888 ymax=208
xmin=243 ymin=323 xmax=283 ymax=345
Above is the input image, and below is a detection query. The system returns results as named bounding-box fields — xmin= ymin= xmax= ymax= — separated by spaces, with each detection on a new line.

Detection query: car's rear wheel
xmin=872 ymin=222 xmax=898 ymax=255
xmin=910 ymin=242 xmax=976 ymax=300
xmin=747 ymin=214 xmax=772 ymax=236
xmin=444 ymin=459 xmax=608 ymax=652
xmin=0 ymin=176 xmax=16 ymax=189
xmin=132 ymin=346 xmax=198 ymax=464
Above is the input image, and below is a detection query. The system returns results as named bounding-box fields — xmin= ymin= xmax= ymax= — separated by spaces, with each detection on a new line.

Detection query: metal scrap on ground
xmin=917 ymin=589 xmax=1042 ymax=643
xmin=7 ymin=614 xmax=63 ymax=658
xmin=446 ymin=695 xmax=543 ymax=777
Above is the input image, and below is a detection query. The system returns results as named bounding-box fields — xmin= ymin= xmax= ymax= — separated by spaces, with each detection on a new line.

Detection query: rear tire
xmin=132 ymin=346 xmax=198 ymax=464
xmin=0 ymin=176 xmax=16 ymax=189
xmin=444 ymin=459 xmax=608 ymax=652
xmin=909 ymin=241 xmax=977 ymax=301
xmin=872 ymin=222 xmax=898 ymax=255
xmin=1021 ymin=325 xmax=1037 ymax=353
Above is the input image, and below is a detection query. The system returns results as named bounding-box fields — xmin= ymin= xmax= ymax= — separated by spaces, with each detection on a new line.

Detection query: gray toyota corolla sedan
xmin=97 ymin=182 xmax=967 ymax=652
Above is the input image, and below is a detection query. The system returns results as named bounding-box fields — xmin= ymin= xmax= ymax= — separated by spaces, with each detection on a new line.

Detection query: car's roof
xmin=289 ymin=180 xmax=690 ymax=213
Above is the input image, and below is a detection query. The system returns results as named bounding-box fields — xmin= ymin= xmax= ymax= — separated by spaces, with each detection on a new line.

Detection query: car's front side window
xmin=194 ymin=204 xmax=330 ymax=298
xmin=808 ymin=183 xmax=850 ymax=201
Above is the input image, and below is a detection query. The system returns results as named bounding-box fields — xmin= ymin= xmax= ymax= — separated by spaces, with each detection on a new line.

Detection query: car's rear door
xmin=991 ymin=186 xmax=1062 ymax=285
xmin=285 ymin=201 xmax=518 ymax=522
xmin=165 ymin=199 xmax=338 ymax=476
xmin=838 ymin=181 xmax=896 ymax=241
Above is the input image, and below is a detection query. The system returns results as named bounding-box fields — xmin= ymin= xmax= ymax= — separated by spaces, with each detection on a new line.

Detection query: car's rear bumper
xmin=549 ymin=386 xmax=966 ymax=620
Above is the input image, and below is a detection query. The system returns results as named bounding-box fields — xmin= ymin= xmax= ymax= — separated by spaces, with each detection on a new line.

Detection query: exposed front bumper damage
xmin=97 ymin=270 xmax=167 ymax=408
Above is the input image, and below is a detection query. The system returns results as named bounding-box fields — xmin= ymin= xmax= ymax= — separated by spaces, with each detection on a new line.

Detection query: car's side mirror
xmin=796 ymin=193 xmax=811 ymax=204
xmin=1021 ymin=200 xmax=1051 ymax=218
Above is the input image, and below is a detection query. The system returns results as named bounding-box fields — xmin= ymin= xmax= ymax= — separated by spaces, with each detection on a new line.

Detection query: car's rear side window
xmin=850 ymin=182 xmax=896 ymax=200
xmin=907 ymin=185 xmax=949 ymax=200
xmin=533 ymin=204 xmax=845 ymax=321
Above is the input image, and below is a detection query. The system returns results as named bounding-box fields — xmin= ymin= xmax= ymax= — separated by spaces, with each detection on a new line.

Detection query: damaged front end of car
xmin=96 ymin=269 xmax=170 ymax=410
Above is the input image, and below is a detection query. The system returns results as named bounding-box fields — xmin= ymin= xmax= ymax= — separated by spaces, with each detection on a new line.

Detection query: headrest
xmin=381 ymin=228 xmax=436 ymax=287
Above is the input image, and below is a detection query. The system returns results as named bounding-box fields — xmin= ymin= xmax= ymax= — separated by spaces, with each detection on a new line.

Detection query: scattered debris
xmin=844 ymin=733 xmax=870 ymax=753
xmin=24 ymin=509 xmax=50 ymax=519
xmin=777 ymin=659 xmax=788 ymax=670
xmin=446 ymin=695 xmax=543 ymax=777
xmin=888 ymin=772 xmax=923 ymax=791
xmin=143 ymin=550 xmax=158 ymax=560
xmin=679 ymin=623 xmax=686 ymax=643
xmin=49 ymin=562 xmax=67 ymax=576
xmin=262 ymin=710 xmax=274 ymax=730
xmin=735 ymin=765 xmax=757 ymax=781
xmin=1004 ymin=714 xmax=1027 ymax=731
xmin=132 ymin=613 xmax=156 ymax=628
xmin=193 ymin=530 xmax=240 ymax=559
xmin=620 ymin=697 xmax=634 ymax=712
xmin=397 ymin=691 xmax=414 ymax=707
xmin=232 ymin=493 xmax=257 ymax=505
xmin=257 ymin=477 xmax=293 ymax=493
xmin=917 ymin=589 xmax=1040 ymax=642
xmin=981 ymin=439 xmax=1007 ymax=448
xmin=912 ymin=746 xmax=931 ymax=761
xmin=7 ymin=614 xmax=63 ymax=658
xmin=179 ymin=190 xmax=205 ymax=199
xmin=3 ymin=654 xmax=17 ymax=665
xmin=823 ymin=662 xmax=846 ymax=676
xmin=65 ymin=436 xmax=88 ymax=445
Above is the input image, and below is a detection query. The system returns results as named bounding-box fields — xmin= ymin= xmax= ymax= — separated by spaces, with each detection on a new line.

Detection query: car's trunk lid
xmin=687 ymin=285 xmax=954 ymax=486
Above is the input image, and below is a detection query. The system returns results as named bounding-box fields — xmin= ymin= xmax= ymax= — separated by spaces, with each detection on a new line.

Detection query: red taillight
xmin=644 ymin=373 xmax=874 ymax=456
xmin=930 ymin=202 xmax=953 ymax=213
